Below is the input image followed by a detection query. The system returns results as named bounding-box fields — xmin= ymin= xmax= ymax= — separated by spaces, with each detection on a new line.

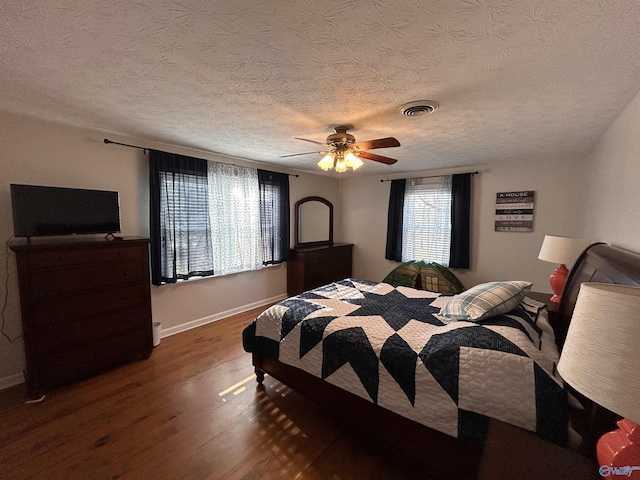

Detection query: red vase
xmin=549 ymin=264 xmax=569 ymax=303
xmin=597 ymin=418 xmax=640 ymax=479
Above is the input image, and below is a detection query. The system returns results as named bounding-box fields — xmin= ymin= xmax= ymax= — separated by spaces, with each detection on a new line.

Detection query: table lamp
xmin=538 ymin=235 xmax=590 ymax=303
xmin=558 ymin=283 xmax=640 ymax=479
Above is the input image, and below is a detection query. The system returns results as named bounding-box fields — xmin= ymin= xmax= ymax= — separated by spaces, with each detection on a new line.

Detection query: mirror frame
xmin=294 ymin=196 xmax=334 ymax=248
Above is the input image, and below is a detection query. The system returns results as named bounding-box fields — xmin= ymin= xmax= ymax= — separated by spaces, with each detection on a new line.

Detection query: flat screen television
xmin=10 ymin=184 xmax=121 ymax=238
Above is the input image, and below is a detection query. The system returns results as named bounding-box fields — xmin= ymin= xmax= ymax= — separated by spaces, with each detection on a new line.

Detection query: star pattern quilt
xmin=242 ymin=278 xmax=568 ymax=447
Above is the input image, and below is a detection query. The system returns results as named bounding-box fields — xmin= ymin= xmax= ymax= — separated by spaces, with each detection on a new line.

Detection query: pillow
xmin=438 ymin=281 xmax=533 ymax=322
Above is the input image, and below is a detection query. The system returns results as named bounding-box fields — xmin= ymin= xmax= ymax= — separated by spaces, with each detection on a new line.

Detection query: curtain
xmin=449 ymin=173 xmax=472 ymax=268
xmin=402 ymin=176 xmax=452 ymax=265
xmin=258 ymin=169 xmax=290 ymax=264
xmin=149 ymin=150 xmax=214 ymax=285
xmin=150 ymin=151 xmax=292 ymax=284
xmin=208 ymin=162 xmax=262 ymax=276
xmin=385 ymin=179 xmax=406 ymax=261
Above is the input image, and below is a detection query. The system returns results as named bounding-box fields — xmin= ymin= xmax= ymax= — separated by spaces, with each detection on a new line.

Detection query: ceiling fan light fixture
xmin=289 ymin=126 xmax=399 ymax=172
xmin=318 ymin=153 xmax=335 ymax=171
xmin=344 ymin=150 xmax=363 ymax=170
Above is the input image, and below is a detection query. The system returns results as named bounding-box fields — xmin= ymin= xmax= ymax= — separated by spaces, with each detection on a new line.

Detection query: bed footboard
xmin=251 ymin=352 xmax=482 ymax=480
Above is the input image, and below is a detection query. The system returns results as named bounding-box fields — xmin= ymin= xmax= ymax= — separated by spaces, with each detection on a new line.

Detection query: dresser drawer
xmin=29 ymin=259 xmax=145 ymax=298
xmin=35 ymin=306 xmax=150 ymax=354
xmin=304 ymin=251 xmax=327 ymax=267
xmin=31 ymin=284 xmax=147 ymax=325
xmin=28 ymin=248 xmax=95 ymax=269
xmin=288 ymin=244 xmax=353 ymax=295
xmin=36 ymin=327 xmax=151 ymax=391
xmin=94 ymin=244 xmax=143 ymax=262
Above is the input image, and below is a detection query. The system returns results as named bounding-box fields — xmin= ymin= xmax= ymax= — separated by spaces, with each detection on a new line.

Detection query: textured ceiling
xmin=1 ymin=0 xmax=639 ymax=175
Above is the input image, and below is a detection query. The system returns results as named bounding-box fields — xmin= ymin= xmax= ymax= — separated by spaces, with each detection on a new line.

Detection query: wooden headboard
xmin=555 ymin=243 xmax=640 ymax=455
xmin=555 ymin=243 xmax=640 ymax=349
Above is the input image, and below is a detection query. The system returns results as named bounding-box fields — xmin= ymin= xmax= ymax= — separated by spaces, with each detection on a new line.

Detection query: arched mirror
xmin=294 ymin=196 xmax=333 ymax=248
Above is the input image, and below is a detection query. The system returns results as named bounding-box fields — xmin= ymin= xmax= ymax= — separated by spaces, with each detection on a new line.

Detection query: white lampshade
xmin=538 ymin=235 xmax=590 ymax=265
xmin=558 ymin=283 xmax=640 ymax=423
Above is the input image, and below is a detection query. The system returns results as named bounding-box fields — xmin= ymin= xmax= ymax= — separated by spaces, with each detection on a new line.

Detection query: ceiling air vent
xmin=399 ymin=100 xmax=439 ymax=116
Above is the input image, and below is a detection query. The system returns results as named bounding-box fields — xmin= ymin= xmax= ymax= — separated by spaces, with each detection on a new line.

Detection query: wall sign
xmin=495 ymin=191 xmax=535 ymax=232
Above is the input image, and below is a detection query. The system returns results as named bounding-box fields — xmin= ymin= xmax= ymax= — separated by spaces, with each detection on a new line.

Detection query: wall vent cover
xmin=399 ymin=100 xmax=439 ymax=116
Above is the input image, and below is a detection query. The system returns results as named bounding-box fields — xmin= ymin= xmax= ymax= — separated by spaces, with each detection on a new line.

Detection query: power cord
xmin=1 ymin=234 xmax=22 ymax=344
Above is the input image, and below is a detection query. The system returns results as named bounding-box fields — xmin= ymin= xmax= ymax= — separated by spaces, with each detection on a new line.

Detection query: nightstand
xmin=527 ymin=290 xmax=564 ymax=348
xmin=526 ymin=290 xmax=559 ymax=314
xmin=478 ymin=419 xmax=600 ymax=480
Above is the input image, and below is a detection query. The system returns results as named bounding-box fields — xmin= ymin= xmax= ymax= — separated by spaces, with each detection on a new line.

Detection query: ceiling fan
xmin=280 ymin=126 xmax=400 ymax=172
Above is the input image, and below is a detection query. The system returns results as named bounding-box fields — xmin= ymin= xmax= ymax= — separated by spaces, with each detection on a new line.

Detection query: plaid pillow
xmin=439 ymin=281 xmax=533 ymax=322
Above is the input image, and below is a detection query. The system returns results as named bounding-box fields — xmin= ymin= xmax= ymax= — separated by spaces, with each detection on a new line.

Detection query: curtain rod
xmin=103 ymin=138 xmax=299 ymax=177
xmin=380 ymin=171 xmax=479 ymax=182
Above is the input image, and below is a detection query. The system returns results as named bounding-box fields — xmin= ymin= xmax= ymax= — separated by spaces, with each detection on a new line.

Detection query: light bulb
xmin=318 ymin=153 xmax=334 ymax=171
xmin=344 ymin=150 xmax=357 ymax=166
xmin=335 ymin=157 xmax=347 ymax=173
xmin=351 ymin=156 xmax=364 ymax=170
xmin=344 ymin=150 xmax=364 ymax=170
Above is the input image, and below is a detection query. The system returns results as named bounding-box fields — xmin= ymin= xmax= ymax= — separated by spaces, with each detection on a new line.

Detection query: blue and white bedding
xmin=242 ymin=278 xmax=568 ymax=446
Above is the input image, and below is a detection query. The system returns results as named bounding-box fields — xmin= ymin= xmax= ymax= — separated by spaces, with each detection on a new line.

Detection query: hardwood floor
xmin=0 ymin=306 xmax=437 ymax=480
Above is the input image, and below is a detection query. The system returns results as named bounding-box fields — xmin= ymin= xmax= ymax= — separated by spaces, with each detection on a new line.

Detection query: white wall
xmin=582 ymin=90 xmax=640 ymax=252
xmin=0 ymin=110 xmax=340 ymax=386
xmin=340 ymin=156 xmax=588 ymax=293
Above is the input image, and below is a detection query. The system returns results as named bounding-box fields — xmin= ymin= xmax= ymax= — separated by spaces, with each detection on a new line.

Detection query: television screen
xmin=10 ymin=184 xmax=121 ymax=237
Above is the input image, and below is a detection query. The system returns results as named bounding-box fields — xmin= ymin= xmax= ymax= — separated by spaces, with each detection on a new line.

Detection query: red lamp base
xmin=548 ymin=264 xmax=569 ymax=303
xmin=597 ymin=418 xmax=640 ymax=479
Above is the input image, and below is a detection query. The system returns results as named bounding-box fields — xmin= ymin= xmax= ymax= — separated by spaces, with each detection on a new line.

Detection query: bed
xmin=242 ymin=243 xmax=640 ymax=479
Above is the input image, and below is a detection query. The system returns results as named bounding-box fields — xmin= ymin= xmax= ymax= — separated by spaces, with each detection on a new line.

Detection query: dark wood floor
xmin=0 ymin=306 xmax=437 ymax=480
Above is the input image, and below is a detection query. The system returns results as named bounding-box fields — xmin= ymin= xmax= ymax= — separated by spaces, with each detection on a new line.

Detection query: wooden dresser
xmin=287 ymin=243 xmax=353 ymax=296
xmin=10 ymin=238 xmax=153 ymax=398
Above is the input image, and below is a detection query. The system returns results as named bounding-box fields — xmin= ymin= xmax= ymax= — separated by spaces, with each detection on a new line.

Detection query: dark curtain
xmin=149 ymin=150 xmax=214 ymax=285
xmin=385 ymin=179 xmax=406 ymax=261
xmin=449 ymin=173 xmax=472 ymax=269
xmin=258 ymin=169 xmax=290 ymax=264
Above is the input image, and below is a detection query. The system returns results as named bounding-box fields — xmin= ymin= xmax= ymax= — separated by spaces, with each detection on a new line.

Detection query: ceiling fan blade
xmin=351 ymin=137 xmax=401 ymax=150
xmin=359 ymin=151 xmax=397 ymax=165
xmin=295 ymin=137 xmax=328 ymax=147
xmin=279 ymin=151 xmax=326 ymax=158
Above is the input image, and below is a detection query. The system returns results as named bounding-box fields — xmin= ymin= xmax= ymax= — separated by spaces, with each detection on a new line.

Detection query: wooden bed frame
xmin=251 ymin=243 xmax=640 ymax=479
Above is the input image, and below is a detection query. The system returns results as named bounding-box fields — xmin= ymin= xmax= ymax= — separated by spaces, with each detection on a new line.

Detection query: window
xmin=158 ymin=170 xmax=213 ymax=280
xmin=385 ymin=173 xmax=471 ymax=269
xmin=402 ymin=177 xmax=452 ymax=265
xmin=149 ymin=150 xmax=289 ymax=285
xmin=208 ymin=162 xmax=262 ymax=276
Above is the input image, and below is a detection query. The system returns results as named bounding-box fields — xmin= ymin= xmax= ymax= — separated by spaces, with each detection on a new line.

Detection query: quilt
xmin=242 ymin=278 xmax=568 ymax=447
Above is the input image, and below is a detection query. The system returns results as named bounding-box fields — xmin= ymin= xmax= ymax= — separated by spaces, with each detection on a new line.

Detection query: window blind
xmin=402 ymin=176 xmax=452 ymax=265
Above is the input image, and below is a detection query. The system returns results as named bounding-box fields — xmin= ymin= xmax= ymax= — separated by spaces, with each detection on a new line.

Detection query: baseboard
xmin=159 ymin=293 xmax=287 ymax=339
xmin=0 ymin=294 xmax=287 ymax=391
xmin=0 ymin=372 xmax=25 ymax=391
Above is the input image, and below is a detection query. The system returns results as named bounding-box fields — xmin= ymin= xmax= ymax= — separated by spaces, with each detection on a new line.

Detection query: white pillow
xmin=439 ymin=281 xmax=533 ymax=322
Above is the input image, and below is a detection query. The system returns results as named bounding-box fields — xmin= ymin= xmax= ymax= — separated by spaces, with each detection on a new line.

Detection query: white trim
xmin=0 ymin=372 xmax=25 ymax=390
xmin=0 ymin=293 xmax=287 ymax=391
xmin=159 ymin=293 xmax=287 ymax=338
